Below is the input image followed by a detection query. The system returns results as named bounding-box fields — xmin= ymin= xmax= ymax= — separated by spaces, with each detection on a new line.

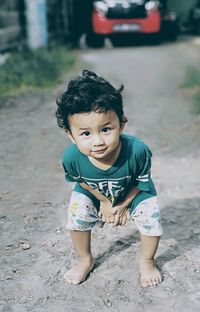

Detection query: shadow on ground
xmin=157 ymin=196 xmax=200 ymax=266
xmin=94 ymin=197 xmax=200 ymax=271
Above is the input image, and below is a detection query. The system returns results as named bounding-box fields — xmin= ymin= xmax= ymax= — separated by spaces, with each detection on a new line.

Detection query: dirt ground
xmin=1 ymin=36 xmax=200 ymax=312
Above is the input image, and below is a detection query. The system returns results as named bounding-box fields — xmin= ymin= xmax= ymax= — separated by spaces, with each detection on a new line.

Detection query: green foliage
xmin=0 ymin=47 xmax=75 ymax=98
xmin=182 ymin=67 xmax=200 ymax=88
xmin=182 ymin=67 xmax=200 ymax=115
xmin=193 ymin=92 xmax=200 ymax=114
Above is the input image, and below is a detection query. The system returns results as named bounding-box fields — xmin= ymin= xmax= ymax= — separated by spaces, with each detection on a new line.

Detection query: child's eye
xmin=81 ymin=131 xmax=90 ymax=137
xmin=102 ymin=127 xmax=111 ymax=133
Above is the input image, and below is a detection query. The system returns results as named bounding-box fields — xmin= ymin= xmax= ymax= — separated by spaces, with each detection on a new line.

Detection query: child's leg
xmin=64 ymin=230 xmax=95 ymax=285
xmin=131 ymin=196 xmax=163 ymax=287
xmin=139 ymin=234 xmax=161 ymax=288
xmin=64 ymin=192 xmax=101 ymax=284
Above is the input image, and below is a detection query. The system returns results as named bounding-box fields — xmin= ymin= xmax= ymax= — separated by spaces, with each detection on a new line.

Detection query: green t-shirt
xmin=62 ymin=134 xmax=156 ymax=211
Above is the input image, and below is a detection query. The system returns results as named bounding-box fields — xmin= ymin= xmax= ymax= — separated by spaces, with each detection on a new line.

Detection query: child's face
xmin=66 ymin=110 xmax=125 ymax=161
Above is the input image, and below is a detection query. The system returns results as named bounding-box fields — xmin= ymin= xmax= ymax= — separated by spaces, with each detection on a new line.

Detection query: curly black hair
xmin=55 ymin=70 xmax=125 ymax=130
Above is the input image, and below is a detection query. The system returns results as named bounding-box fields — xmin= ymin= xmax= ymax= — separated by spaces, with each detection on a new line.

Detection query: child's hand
xmin=112 ymin=205 xmax=131 ymax=227
xmin=98 ymin=200 xmax=116 ymax=224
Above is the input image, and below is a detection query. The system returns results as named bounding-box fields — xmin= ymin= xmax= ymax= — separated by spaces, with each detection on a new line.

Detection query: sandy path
xmin=0 ymin=36 xmax=200 ymax=312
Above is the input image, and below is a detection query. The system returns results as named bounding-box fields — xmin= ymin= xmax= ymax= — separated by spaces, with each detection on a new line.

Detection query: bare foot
xmin=64 ymin=256 xmax=95 ymax=285
xmin=139 ymin=259 xmax=162 ymax=288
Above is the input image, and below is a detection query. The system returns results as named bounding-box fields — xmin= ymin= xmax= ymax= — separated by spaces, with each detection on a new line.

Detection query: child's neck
xmin=88 ymin=141 xmax=121 ymax=170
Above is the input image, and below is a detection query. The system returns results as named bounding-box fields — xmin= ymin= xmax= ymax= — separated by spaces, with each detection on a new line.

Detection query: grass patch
xmin=182 ymin=67 xmax=200 ymax=88
xmin=0 ymin=46 xmax=75 ymax=100
xmin=182 ymin=67 xmax=200 ymax=115
xmin=193 ymin=92 xmax=200 ymax=114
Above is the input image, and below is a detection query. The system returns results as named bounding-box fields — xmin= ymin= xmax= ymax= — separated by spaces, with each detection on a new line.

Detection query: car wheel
xmin=194 ymin=21 xmax=200 ymax=35
xmin=146 ymin=33 xmax=161 ymax=45
xmin=165 ymin=26 xmax=179 ymax=42
xmin=85 ymin=33 xmax=105 ymax=48
xmin=111 ymin=36 xmax=124 ymax=47
xmin=168 ymin=32 xmax=178 ymax=42
xmin=161 ymin=21 xmax=179 ymax=42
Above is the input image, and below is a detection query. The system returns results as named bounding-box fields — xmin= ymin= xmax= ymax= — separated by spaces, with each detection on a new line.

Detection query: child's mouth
xmin=92 ymin=148 xmax=107 ymax=154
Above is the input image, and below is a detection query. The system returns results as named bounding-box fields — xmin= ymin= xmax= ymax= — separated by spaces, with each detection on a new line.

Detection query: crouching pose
xmin=55 ymin=70 xmax=163 ymax=288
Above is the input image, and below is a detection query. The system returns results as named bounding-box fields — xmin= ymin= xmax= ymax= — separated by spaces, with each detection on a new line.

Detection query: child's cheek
xmin=78 ymin=140 xmax=91 ymax=153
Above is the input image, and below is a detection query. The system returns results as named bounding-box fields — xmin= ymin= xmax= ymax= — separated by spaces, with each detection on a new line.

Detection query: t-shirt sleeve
xmin=62 ymin=145 xmax=82 ymax=183
xmin=135 ymin=143 xmax=152 ymax=192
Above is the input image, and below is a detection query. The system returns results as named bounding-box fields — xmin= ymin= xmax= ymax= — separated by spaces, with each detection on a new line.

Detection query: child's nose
xmin=93 ymin=134 xmax=104 ymax=145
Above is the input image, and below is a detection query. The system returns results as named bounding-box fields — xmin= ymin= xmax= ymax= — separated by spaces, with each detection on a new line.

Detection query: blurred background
xmin=0 ymin=0 xmax=200 ymax=51
xmin=0 ymin=0 xmax=200 ymax=101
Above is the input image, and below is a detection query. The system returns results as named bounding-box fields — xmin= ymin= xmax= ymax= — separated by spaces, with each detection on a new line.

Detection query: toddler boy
xmin=56 ymin=70 xmax=163 ymax=287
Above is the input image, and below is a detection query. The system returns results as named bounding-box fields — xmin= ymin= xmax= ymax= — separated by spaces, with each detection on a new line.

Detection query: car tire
xmin=194 ymin=21 xmax=200 ymax=35
xmin=168 ymin=32 xmax=178 ymax=42
xmin=147 ymin=33 xmax=161 ymax=45
xmin=165 ymin=26 xmax=179 ymax=42
xmin=161 ymin=21 xmax=179 ymax=42
xmin=111 ymin=36 xmax=124 ymax=47
xmin=85 ymin=33 xmax=105 ymax=48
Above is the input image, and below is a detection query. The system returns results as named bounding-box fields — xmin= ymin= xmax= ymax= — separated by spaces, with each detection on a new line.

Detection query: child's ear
xmin=120 ymin=116 xmax=128 ymax=131
xmin=65 ymin=129 xmax=76 ymax=144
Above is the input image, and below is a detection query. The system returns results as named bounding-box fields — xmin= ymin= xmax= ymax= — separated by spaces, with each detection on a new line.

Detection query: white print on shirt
xmin=81 ymin=176 xmax=132 ymax=204
xmin=136 ymin=169 xmax=151 ymax=182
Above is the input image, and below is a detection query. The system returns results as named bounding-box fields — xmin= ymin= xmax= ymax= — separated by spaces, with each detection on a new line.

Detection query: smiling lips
xmin=92 ymin=148 xmax=107 ymax=153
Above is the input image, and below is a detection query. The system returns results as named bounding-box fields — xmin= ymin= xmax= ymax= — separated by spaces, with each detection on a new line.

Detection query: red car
xmin=85 ymin=0 xmax=178 ymax=47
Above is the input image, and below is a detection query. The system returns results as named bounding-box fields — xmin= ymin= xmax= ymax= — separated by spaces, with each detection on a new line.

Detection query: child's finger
xmin=121 ymin=215 xmax=127 ymax=226
xmin=126 ymin=210 xmax=131 ymax=220
xmin=105 ymin=216 xmax=110 ymax=223
xmin=112 ymin=207 xmax=118 ymax=215
xmin=102 ymin=215 xmax=106 ymax=223
xmin=118 ymin=215 xmax=123 ymax=225
xmin=98 ymin=210 xmax=103 ymax=217
xmin=113 ymin=214 xmax=120 ymax=227
xmin=109 ymin=215 xmax=115 ymax=223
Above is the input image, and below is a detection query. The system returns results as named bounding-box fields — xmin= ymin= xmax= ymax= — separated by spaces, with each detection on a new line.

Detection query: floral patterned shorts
xmin=66 ymin=191 xmax=163 ymax=236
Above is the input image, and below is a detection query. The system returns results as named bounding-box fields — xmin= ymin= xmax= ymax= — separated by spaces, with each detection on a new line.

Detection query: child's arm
xmin=112 ymin=186 xmax=140 ymax=227
xmin=79 ymin=183 xmax=115 ymax=223
xmin=111 ymin=140 xmax=153 ymax=226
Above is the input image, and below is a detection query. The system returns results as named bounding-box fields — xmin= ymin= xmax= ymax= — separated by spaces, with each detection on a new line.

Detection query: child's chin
xmin=92 ymin=153 xmax=106 ymax=158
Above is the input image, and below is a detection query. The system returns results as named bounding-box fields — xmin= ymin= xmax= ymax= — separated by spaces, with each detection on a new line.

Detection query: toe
xmin=141 ymin=281 xmax=149 ymax=288
xmin=151 ymin=273 xmax=162 ymax=286
xmin=148 ymin=278 xmax=155 ymax=287
xmin=152 ymin=279 xmax=158 ymax=286
xmin=155 ymin=276 xmax=161 ymax=284
xmin=140 ymin=276 xmax=150 ymax=288
xmin=64 ymin=272 xmax=81 ymax=285
xmin=64 ymin=272 xmax=72 ymax=283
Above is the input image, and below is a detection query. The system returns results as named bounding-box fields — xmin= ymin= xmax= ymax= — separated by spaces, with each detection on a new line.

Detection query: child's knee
xmin=131 ymin=196 xmax=163 ymax=236
xmin=66 ymin=191 xmax=100 ymax=231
